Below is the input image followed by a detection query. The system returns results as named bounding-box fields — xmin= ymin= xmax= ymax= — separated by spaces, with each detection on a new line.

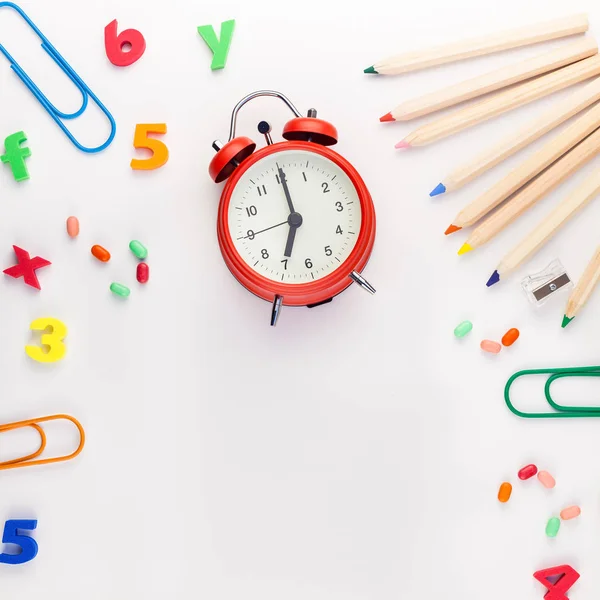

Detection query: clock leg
xmin=270 ymin=295 xmax=284 ymax=326
xmin=350 ymin=271 xmax=376 ymax=295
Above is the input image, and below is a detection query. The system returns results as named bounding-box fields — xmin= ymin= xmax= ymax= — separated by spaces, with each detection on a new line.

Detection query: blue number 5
xmin=0 ymin=520 xmax=38 ymax=564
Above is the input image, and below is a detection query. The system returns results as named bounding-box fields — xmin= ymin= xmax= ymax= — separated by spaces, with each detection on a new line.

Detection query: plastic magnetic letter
xmin=130 ymin=124 xmax=168 ymax=170
xmin=3 ymin=246 xmax=51 ymax=290
xmin=0 ymin=519 xmax=38 ymax=565
xmin=104 ymin=19 xmax=146 ymax=67
xmin=25 ymin=318 xmax=68 ymax=363
xmin=533 ymin=565 xmax=580 ymax=600
xmin=197 ymin=20 xmax=235 ymax=70
xmin=0 ymin=132 xmax=31 ymax=182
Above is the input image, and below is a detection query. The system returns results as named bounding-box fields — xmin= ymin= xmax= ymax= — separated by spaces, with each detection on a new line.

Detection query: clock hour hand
xmin=277 ymin=164 xmax=303 ymax=258
xmin=284 ymin=212 xmax=302 ymax=257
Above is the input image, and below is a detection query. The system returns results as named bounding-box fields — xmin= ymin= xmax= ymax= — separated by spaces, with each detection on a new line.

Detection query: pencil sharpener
xmin=521 ymin=259 xmax=573 ymax=306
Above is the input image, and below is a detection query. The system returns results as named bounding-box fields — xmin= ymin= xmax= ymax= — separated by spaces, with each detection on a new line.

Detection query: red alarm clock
xmin=209 ymin=90 xmax=376 ymax=326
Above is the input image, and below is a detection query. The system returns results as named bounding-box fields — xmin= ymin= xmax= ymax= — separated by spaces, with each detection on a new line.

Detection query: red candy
xmin=136 ymin=262 xmax=149 ymax=284
xmin=104 ymin=19 xmax=146 ymax=67
xmin=518 ymin=464 xmax=538 ymax=480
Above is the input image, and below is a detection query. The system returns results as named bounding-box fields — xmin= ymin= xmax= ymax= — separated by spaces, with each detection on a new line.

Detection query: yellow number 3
xmin=25 ymin=318 xmax=67 ymax=363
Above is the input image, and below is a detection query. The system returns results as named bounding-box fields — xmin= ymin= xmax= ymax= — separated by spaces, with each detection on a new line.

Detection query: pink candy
xmin=537 ymin=470 xmax=556 ymax=489
xmin=480 ymin=339 xmax=501 ymax=354
xmin=560 ymin=506 xmax=581 ymax=521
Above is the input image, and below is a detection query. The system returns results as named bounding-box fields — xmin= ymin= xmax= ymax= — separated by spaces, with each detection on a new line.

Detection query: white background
xmin=1 ymin=0 xmax=600 ymax=598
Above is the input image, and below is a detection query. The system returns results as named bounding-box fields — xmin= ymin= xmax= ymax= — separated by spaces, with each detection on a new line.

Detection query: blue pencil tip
xmin=429 ymin=183 xmax=446 ymax=197
xmin=486 ymin=270 xmax=500 ymax=287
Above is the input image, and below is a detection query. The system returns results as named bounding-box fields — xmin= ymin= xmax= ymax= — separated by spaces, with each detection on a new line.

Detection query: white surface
xmin=1 ymin=0 xmax=600 ymax=598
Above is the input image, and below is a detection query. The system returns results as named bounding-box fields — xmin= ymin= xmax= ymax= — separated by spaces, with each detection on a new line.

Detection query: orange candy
xmin=91 ymin=245 xmax=111 ymax=262
xmin=498 ymin=482 xmax=512 ymax=503
xmin=502 ymin=328 xmax=520 ymax=347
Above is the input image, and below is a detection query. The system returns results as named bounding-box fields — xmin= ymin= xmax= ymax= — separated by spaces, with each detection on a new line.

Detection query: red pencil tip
xmin=380 ymin=112 xmax=395 ymax=122
xmin=444 ymin=224 xmax=462 ymax=235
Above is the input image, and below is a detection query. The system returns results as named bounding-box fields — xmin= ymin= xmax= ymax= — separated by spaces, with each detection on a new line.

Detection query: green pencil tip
xmin=364 ymin=66 xmax=377 ymax=74
xmin=561 ymin=315 xmax=574 ymax=328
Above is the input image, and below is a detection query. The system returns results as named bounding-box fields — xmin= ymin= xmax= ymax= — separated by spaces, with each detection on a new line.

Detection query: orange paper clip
xmin=0 ymin=414 xmax=85 ymax=471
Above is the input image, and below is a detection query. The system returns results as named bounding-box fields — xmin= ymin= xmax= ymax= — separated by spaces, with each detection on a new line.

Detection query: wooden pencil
xmin=459 ymin=128 xmax=600 ymax=254
xmin=431 ymin=75 xmax=600 ymax=196
xmin=487 ymin=167 xmax=600 ymax=286
xmin=445 ymin=101 xmax=600 ymax=234
xmin=396 ymin=55 xmax=600 ymax=149
xmin=365 ymin=14 xmax=589 ymax=75
xmin=562 ymin=245 xmax=600 ymax=326
xmin=381 ymin=38 xmax=597 ymax=122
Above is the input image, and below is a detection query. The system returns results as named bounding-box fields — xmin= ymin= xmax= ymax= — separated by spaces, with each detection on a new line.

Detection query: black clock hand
xmin=240 ymin=220 xmax=287 ymax=240
xmin=277 ymin=164 xmax=295 ymax=213
xmin=283 ymin=211 xmax=303 ymax=257
xmin=284 ymin=225 xmax=297 ymax=258
xmin=277 ymin=164 xmax=303 ymax=257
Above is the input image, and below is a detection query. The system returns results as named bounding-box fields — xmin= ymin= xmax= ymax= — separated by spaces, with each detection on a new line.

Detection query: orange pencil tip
xmin=445 ymin=224 xmax=461 ymax=236
xmin=380 ymin=112 xmax=395 ymax=122
xmin=395 ymin=140 xmax=410 ymax=150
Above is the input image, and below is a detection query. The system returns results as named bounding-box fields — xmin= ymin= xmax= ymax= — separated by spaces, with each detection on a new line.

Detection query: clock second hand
xmin=240 ymin=220 xmax=287 ymax=240
xmin=277 ymin=164 xmax=303 ymax=258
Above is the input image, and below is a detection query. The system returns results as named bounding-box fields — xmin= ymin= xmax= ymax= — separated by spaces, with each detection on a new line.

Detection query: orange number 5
xmin=130 ymin=124 xmax=168 ymax=170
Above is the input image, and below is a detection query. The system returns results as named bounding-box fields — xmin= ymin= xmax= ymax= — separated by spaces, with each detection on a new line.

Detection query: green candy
xmin=545 ymin=517 xmax=561 ymax=538
xmin=110 ymin=282 xmax=130 ymax=298
xmin=454 ymin=320 xmax=473 ymax=338
xmin=129 ymin=240 xmax=148 ymax=260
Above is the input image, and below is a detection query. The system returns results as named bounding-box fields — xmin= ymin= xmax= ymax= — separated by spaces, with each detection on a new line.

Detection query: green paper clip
xmin=505 ymin=365 xmax=600 ymax=418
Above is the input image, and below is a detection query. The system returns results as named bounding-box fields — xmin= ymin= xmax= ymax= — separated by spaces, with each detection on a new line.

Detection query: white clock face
xmin=228 ymin=149 xmax=362 ymax=283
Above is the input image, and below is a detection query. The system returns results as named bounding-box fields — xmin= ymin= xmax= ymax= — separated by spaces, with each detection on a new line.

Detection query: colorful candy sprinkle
xmin=546 ymin=516 xmax=561 ymax=538
xmin=66 ymin=216 xmax=79 ymax=238
xmin=110 ymin=282 xmax=130 ymax=298
xmin=537 ymin=470 xmax=556 ymax=489
xmin=454 ymin=320 xmax=473 ymax=338
xmin=129 ymin=240 xmax=148 ymax=260
xmin=480 ymin=339 xmax=501 ymax=354
xmin=497 ymin=482 xmax=512 ymax=503
xmin=91 ymin=245 xmax=111 ymax=262
xmin=560 ymin=506 xmax=581 ymax=521
xmin=518 ymin=464 xmax=538 ymax=480
xmin=136 ymin=262 xmax=149 ymax=284
xmin=502 ymin=327 xmax=520 ymax=347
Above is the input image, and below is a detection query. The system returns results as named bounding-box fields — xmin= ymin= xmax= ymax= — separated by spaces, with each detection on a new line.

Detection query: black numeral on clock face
xmin=257 ymin=185 xmax=267 ymax=196
xmin=261 ymin=249 xmax=269 ymax=259
xmin=322 ymin=182 xmax=330 ymax=193
xmin=336 ymin=225 xmax=343 ymax=235
xmin=335 ymin=201 xmax=343 ymax=212
xmin=246 ymin=205 xmax=257 ymax=217
xmin=324 ymin=246 xmax=332 ymax=256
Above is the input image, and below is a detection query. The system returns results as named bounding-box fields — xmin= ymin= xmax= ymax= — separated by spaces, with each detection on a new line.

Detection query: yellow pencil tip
xmin=458 ymin=243 xmax=473 ymax=256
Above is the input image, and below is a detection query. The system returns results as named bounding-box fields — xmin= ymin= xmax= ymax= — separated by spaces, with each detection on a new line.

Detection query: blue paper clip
xmin=0 ymin=2 xmax=116 ymax=153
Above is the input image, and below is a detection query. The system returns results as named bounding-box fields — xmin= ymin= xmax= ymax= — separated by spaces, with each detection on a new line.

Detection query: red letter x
xmin=3 ymin=245 xmax=51 ymax=290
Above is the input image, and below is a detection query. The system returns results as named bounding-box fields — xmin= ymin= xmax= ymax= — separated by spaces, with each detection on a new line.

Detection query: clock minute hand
xmin=278 ymin=165 xmax=295 ymax=213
